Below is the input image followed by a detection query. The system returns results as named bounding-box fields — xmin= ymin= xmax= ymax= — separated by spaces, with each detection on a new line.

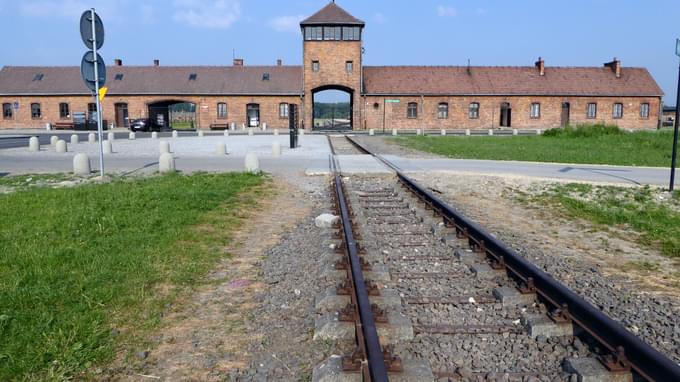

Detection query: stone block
xmin=465 ymin=129 xmax=471 ymax=136
xmin=223 ymin=130 xmax=229 ymax=137
xmin=313 ymin=314 xmax=355 ymax=341
xmin=103 ymin=140 xmax=112 ymax=154
xmin=272 ymin=141 xmax=281 ymax=156
xmin=312 ymin=355 xmax=361 ymax=382
xmin=172 ymin=130 xmax=178 ymax=138
xmin=198 ymin=130 xmax=204 ymax=137
xmin=274 ymin=129 xmax=279 ymax=136
xmin=369 ymin=128 xmax=375 ymax=136
xmin=244 ymin=152 xmax=260 ymax=173
xmin=513 ymin=129 xmax=518 ymax=136
xmin=159 ymin=152 xmax=175 ymax=173
xmin=50 ymin=135 xmax=58 ymax=146
xmin=563 ymin=357 xmax=632 ymax=382
xmin=315 ymin=213 xmax=339 ymax=228
xmin=521 ymin=313 xmax=573 ymax=338
xmin=470 ymin=263 xmax=504 ymax=279
xmin=70 ymin=134 xmax=79 ymax=145
xmin=107 ymin=131 xmax=115 ymax=141
xmin=377 ymin=311 xmax=414 ymax=344
xmin=88 ymin=133 xmax=96 ymax=143
xmin=55 ymin=139 xmax=67 ymax=153
xmin=128 ymin=132 xmax=135 ymax=140
xmin=216 ymin=142 xmax=227 ymax=155
xmin=392 ymin=128 xmax=398 ymax=136
xmin=248 ymin=128 xmax=254 ymax=136
xmin=390 ymin=358 xmax=435 ymax=382
xmin=159 ymin=140 xmax=170 ymax=154
xmin=454 ymin=249 xmax=485 ymax=265
xmin=73 ymin=153 xmax=91 ymax=176
xmin=441 ymin=129 xmax=446 ymax=136
xmin=492 ymin=287 xmax=535 ymax=307
xmin=488 ymin=129 xmax=494 ymax=136
xmin=151 ymin=132 xmax=158 ymax=139
xmin=28 ymin=136 xmax=40 ymax=152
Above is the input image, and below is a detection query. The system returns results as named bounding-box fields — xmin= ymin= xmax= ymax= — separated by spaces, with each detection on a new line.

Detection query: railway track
xmin=314 ymin=135 xmax=680 ymax=382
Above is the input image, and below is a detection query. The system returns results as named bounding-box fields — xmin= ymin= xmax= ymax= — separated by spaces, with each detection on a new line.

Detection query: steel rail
xmin=330 ymin=153 xmax=389 ymax=382
xmin=344 ymin=135 xmax=680 ymax=382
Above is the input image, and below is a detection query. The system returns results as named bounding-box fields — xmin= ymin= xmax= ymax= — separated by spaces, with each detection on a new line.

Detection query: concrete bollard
xmin=56 ymin=140 xmax=67 ymax=153
xmin=272 ymin=141 xmax=281 ymax=156
xmin=230 ymin=122 xmax=236 ymax=130
xmin=465 ymin=129 xmax=471 ymax=136
xmin=416 ymin=129 xmax=422 ymax=136
xmin=159 ymin=140 xmax=170 ymax=154
xmin=215 ymin=142 xmax=227 ymax=155
xmin=158 ymin=153 xmax=175 ymax=173
xmin=70 ymin=134 xmax=79 ymax=145
xmin=73 ymin=153 xmax=91 ymax=176
xmin=488 ymin=129 xmax=494 ymax=136
xmin=536 ymin=129 xmax=542 ymax=135
xmin=244 ymin=152 xmax=260 ymax=174
xmin=172 ymin=130 xmax=178 ymax=138
xmin=299 ymin=129 xmax=305 ymax=137
xmin=392 ymin=128 xmax=398 ymax=136
xmin=513 ymin=129 xmax=518 ymax=136
xmin=151 ymin=132 xmax=158 ymax=139
xmin=129 ymin=132 xmax=136 ymax=140
xmin=88 ymin=133 xmax=96 ymax=143
xmin=369 ymin=129 xmax=375 ymax=136
xmin=28 ymin=136 xmax=40 ymax=152
xmin=441 ymin=129 xmax=446 ymax=136
xmin=248 ymin=128 xmax=254 ymax=136
xmin=223 ymin=130 xmax=229 ymax=137
xmin=50 ymin=135 xmax=59 ymax=146
xmin=198 ymin=130 xmax=204 ymax=137
xmin=103 ymin=140 xmax=112 ymax=154
xmin=107 ymin=132 xmax=115 ymax=141
xmin=262 ymin=122 xmax=267 ymax=130
xmin=241 ymin=123 xmax=246 ymax=130
xmin=274 ymin=129 xmax=279 ymax=136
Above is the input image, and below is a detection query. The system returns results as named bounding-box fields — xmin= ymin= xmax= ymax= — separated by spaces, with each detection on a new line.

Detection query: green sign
xmin=385 ymin=99 xmax=401 ymax=103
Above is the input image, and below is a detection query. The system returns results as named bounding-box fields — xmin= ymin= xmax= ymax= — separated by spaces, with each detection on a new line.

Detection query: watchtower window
xmin=33 ymin=73 xmax=44 ymax=81
xmin=342 ymin=26 xmax=361 ymax=41
xmin=323 ymin=26 xmax=341 ymax=41
xmin=346 ymin=61 xmax=353 ymax=73
xmin=188 ymin=73 xmax=197 ymax=81
xmin=304 ymin=26 xmax=323 ymax=41
xmin=312 ymin=60 xmax=320 ymax=72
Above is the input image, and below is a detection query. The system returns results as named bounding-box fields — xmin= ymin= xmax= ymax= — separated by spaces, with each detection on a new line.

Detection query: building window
xmin=323 ymin=26 xmax=341 ymax=41
xmin=613 ymin=103 xmax=623 ymax=119
xmin=31 ymin=103 xmax=41 ymax=119
xmin=342 ymin=26 xmax=361 ymax=41
xmin=468 ymin=102 xmax=480 ymax=119
xmin=59 ymin=103 xmax=70 ymax=119
xmin=88 ymin=103 xmax=97 ymax=121
xmin=586 ymin=103 xmax=597 ymax=119
xmin=640 ymin=103 xmax=650 ymax=119
xmin=530 ymin=103 xmax=541 ymax=119
xmin=279 ymin=103 xmax=289 ymax=118
xmin=217 ymin=103 xmax=227 ymax=119
xmin=312 ymin=60 xmax=320 ymax=72
xmin=407 ymin=102 xmax=418 ymax=118
xmin=437 ymin=103 xmax=449 ymax=119
xmin=305 ymin=26 xmax=323 ymax=41
xmin=2 ymin=103 xmax=12 ymax=119
xmin=346 ymin=61 xmax=353 ymax=73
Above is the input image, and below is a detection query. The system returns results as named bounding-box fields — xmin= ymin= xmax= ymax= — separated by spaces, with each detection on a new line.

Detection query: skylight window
xmin=262 ymin=73 xmax=270 ymax=81
xmin=32 ymin=74 xmax=44 ymax=81
xmin=189 ymin=73 xmax=197 ymax=81
xmin=115 ymin=74 xmax=124 ymax=81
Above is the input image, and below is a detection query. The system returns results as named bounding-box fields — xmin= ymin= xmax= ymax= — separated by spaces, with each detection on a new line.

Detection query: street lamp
xmin=670 ymin=38 xmax=680 ymax=191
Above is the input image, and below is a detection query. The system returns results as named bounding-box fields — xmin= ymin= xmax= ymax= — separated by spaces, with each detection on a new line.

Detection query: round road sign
xmin=80 ymin=10 xmax=104 ymax=50
xmin=80 ymin=51 xmax=106 ymax=92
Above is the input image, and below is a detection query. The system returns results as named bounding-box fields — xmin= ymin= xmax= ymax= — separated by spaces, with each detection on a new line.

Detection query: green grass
xmin=0 ymin=172 xmax=264 ymax=380
xmin=171 ymin=121 xmax=195 ymax=130
xmin=536 ymin=183 xmax=680 ymax=258
xmin=392 ymin=124 xmax=676 ymax=167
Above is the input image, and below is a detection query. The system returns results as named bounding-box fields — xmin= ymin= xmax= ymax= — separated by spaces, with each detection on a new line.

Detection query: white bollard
xmin=223 ymin=130 xmax=229 ymax=137
xmin=50 ymin=135 xmax=59 ymax=146
xmin=416 ymin=129 xmax=422 ymax=136
xmin=215 ymin=142 xmax=227 ymax=155
xmin=272 ymin=141 xmax=281 ymax=156
xmin=158 ymin=153 xmax=175 ymax=173
xmin=248 ymin=128 xmax=254 ymax=136
xmin=88 ymin=133 xmax=96 ymax=143
xmin=103 ymin=140 xmax=112 ymax=154
xmin=56 ymin=140 xmax=67 ymax=153
xmin=28 ymin=136 xmax=40 ymax=152
xmin=465 ymin=129 xmax=471 ymax=136
xmin=107 ymin=131 xmax=115 ymax=141
xmin=299 ymin=129 xmax=305 ymax=137
xmin=198 ymin=130 xmax=204 ymax=137
xmin=230 ymin=122 xmax=236 ymax=130
xmin=536 ymin=129 xmax=542 ymax=135
xmin=129 ymin=132 xmax=136 ymax=140
xmin=172 ymin=130 xmax=178 ymax=138
xmin=241 ymin=123 xmax=246 ymax=130
xmin=369 ymin=129 xmax=375 ymax=136
xmin=244 ymin=152 xmax=260 ymax=174
xmin=73 ymin=153 xmax=91 ymax=176
xmin=441 ymin=129 xmax=447 ymax=136
xmin=274 ymin=129 xmax=279 ymax=136
xmin=392 ymin=128 xmax=398 ymax=136
xmin=159 ymin=140 xmax=170 ymax=154
xmin=151 ymin=132 xmax=158 ymax=139
xmin=262 ymin=122 xmax=267 ymax=131
xmin=70 ymin=134 xmax=79 ymax=145
xmin=488 ymin=129 xmax=494 ymax=136
xmin=512 ymin=129 xmax=518 ymax=136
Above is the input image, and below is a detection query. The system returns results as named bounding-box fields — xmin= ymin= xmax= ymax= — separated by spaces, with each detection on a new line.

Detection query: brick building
xmin=0 ymin=2 xmax=664 ymax=131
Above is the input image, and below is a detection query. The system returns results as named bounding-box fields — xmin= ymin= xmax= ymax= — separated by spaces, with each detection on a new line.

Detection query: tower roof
xmin=300 ymin=2 xmax=364 ymax=26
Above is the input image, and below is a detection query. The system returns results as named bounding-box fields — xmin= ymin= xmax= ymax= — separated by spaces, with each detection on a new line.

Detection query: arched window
xmin=279 ymin=103 xmax=289 ymax=118
xmin=468 ymin=102 xmax=480 ymax=119
xmin=437 ymin=103 xmax=449 ymax=119
xmin=407 ymin=102 xmax=418 ymax=118
xmin=217 ymin=103 xmax=227 ymax=119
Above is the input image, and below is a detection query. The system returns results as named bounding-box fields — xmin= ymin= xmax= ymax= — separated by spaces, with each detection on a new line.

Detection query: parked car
xmin=129 ymin=118 xmax=152 ymax=132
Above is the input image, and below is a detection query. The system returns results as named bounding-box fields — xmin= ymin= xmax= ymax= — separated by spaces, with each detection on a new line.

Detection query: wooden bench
xmin=210 ymin=123 xmax=229 ymax=130
xmin=53 ymin=122 xmax=74 ymax=130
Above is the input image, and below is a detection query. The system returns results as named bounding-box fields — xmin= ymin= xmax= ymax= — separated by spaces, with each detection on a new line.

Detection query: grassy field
xmin=171 ymin=121 xmax=195 ymax=130
xmin=534 ymin=183 xmax=680 ymax=258
xmin=0 ymin=172 xmax=264 ymax=380
xmin=392 ymin=124 xmax=676 ymax=167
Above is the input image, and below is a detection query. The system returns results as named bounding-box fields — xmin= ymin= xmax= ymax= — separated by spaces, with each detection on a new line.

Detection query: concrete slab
xmin=315 ymin=287 xmax=402 ymax=313
xmin=312 ymin=355 xmax=361 ymax=382
xmin=563 ymin=358 xmax=632 ymax=382
xmin=313 ymin=314 xmax=355 ymax=341
xmin=377 ymin=312 xmax=414 ymax=344
xmin=390 ymin=358 xmax=435 ymax=382
xmin=470 ymin=263 xmax=505 ymax=279
xmin=522 ymin=313 xmax=573 ymax=338
xmin=492 ymin=287 xmax=536 ymax=307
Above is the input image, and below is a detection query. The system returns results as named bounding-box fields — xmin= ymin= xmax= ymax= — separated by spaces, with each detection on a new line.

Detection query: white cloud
xmin=436 ymin=5 xmax=457 ymax=17
xmin=373 ymin=12 xmax=387 ymax=24
xmin=173 ymin=0 xmax=241 ymax=29
xmin=269 ymin=14 xmax=305 ymax=33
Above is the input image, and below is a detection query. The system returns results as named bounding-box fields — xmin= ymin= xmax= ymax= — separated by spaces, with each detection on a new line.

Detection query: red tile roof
xmin=362 ymin=66 xmax=663 ymax=97
xmin=300 ymin=2 xmax=364 ymax=26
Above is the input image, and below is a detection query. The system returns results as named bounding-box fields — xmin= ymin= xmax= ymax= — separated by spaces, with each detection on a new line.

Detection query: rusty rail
xmin=344 ymin=135 xmax=680 ymax=382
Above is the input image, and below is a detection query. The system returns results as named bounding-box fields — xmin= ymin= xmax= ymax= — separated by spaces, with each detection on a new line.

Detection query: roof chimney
xmin=114 ymin=58 xmax=123 ymax=66
xmin=604 ymin=57 xmax=621 ymax=78
xmin=277 ymin=59 xmax=282 ymax=66
xmin=535 ymin=57 xmax=545 ymax=76
xmin=153 ymin=59 xmax=160 ymax=67
xmin=233 ymin=58 xmax=244 ymax=66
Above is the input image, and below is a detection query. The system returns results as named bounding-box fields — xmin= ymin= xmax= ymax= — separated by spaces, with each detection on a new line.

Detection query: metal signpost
xmin=80 ymin=9 xmax=106 ymax=177
xmin=289 ymin=104 xmax=298 ymax=148
xmin=671 ymin=38 xmax=680 ymax=191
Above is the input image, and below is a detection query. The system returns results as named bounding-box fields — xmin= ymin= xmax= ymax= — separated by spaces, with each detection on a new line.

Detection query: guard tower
xmin=300 ymin=2 xmax=364 ymax=130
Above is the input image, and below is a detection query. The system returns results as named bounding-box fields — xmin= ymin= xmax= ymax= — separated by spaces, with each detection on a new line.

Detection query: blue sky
xmin=1 ymin=0 xmax=679 ymax=104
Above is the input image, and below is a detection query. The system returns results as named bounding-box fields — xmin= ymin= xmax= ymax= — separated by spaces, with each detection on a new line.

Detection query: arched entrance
xmin=147 ymin=100 xmax=196 ymax=130
xmin=312 ymin=85 xmax=353 ymax=131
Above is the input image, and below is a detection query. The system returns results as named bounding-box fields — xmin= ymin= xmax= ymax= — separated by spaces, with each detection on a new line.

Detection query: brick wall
xmin=0 ymin=95 xmax=301 ymax=130
xmin=361 ymin=95 xmax=661 ymax=130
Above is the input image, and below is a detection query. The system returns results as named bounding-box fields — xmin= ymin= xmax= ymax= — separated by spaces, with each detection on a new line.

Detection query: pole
xmin=91 ymin=8 xmax=105 ymax=177
xmin=670 ymin=61 xmax=680 ymax=191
